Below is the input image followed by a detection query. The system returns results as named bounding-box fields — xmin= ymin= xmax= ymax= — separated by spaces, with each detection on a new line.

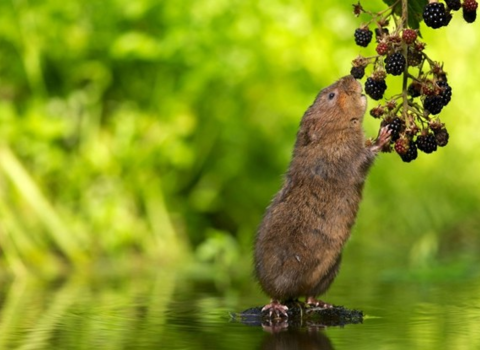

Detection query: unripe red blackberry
xmin=376 ymin=42 xmax=389 ymax=55
xmin=463 ymin=0 xmax=479 ymax=12
xmin=350 ymin=65 xmax=365 ymax=79
xmin=445 ymin=0 xmax=461 ymax=10
xmin=424 ymin=95 xmax=444 ymax=115
xmin=400 ymin=140 xmax=418 ymax=162
xmin=423 ymin=2 xmax=448 ymax=28
xmin=394 ymin=136 xmax=410 ymax=155
xmin=402 ymin=29 xmax=417 ymax=44
xmin=354 ymin=28 xmax=373 ymax=47
xmin=365 ymin=77 xmax=387 ymax=100
xmin=385 ymin=52 xmax=406 ymax=76
xmin=421 ymin=82 xmax=436 ymax=96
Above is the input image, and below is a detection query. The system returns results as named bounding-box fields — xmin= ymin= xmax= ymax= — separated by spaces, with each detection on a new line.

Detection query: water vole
xmin=254 ymin=75 xmax=390 ymax=317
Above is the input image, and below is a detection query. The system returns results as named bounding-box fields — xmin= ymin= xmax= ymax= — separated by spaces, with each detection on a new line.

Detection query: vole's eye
xmin=328 ymin=92 xmax=335 ymax=100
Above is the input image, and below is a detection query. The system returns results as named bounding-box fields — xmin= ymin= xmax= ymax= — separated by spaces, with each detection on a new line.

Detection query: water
xmin=1 ymin=261 xmax=480 ymax=350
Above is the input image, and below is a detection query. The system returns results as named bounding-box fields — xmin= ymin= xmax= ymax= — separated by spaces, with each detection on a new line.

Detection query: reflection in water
xmin=1 ymin=270 xmax=480 ymax=349
xmin=261 ymin=328 xmax=334 ymax=350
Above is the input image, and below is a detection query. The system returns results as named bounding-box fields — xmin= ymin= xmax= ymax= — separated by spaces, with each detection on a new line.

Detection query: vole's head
xmin=301 ymin=75 xmax=367 ymax=137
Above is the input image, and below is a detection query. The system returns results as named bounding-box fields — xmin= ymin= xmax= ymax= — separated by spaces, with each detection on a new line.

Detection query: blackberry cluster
xmin=423 ymin=0 xmax=478 ymax=28
xmin=365 ymin=77 xmax=387 ymax=100
xmin=349 ymin=0 xmax=471 ymax=162
xmin=354 ymin=28 xmax=373 ymax=47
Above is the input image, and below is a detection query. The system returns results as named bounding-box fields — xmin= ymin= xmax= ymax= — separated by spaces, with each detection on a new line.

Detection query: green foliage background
xmin=0 ymin=0 xmax=479 ymax=277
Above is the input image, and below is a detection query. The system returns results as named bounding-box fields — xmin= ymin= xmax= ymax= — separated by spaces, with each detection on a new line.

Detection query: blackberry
xmin=463 ymin=7 xmax=477 ymax=23
xmin=463 ymin=0 xmax=479 ymax=12
xmin=385 ymin=52 xmax=406 ymax=76
xmin=354 ymin=28 xmax=373 ymax=47
xmin=423 ymin=2 xmax=448 ymax=28
xmin=434 ymin=128 xmax=449 ymax=147
xmin=446 ymin=0 xmax=461 ymax=10
xmin=402 ymin=29 xmax=417 ymax=44
xmin=394 ymin=137 xmax=409 ymax=155
xmin=365 ymin=77 xmax=387 ymax=100
xmin=417 ymin=133 xmax=438 ymax=153
xmin=407 ymin=48 xmax=423 ymax=67
xmin=424 ymin=95 xmax=444 ymax=115
xmin=386 ymin=117 xmax=404 ymax=142
xmin=408 ymin=82 xmax=422 ymax=98
xmin=438 ymin=81 xmax=452 ymax=106
xmin=376 ymin=42 xmax=389 ymax=56
xmin=350 ymin=66 xmax=365 ymax=80
xmin=400 ymin=140 xmax=418 ymax=162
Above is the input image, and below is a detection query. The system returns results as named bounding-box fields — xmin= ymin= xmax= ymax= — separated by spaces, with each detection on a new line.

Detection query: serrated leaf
xmin=381 ymin=0 xmax=429 ymax=29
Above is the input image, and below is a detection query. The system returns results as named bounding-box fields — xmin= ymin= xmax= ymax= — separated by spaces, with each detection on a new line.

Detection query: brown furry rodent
xmin=254 ymin=75 xmax=390 ymax=317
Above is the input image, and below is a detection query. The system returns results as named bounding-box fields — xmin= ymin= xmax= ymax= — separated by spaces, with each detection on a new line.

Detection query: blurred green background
xmin=0 ymin=0 xmax=479 ymax=280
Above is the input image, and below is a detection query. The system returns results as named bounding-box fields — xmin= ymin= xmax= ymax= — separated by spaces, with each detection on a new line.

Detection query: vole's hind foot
xmin=306 ymin=296 xmax=333 ymax=309
xmin=261 ymin=299 xmax=289 ymax=319
xmin=370 ymin=126 xmax=391 ymax=154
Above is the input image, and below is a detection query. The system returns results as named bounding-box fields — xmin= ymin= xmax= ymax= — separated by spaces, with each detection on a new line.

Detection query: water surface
xmin=1 ymin=260 xmax=479 ymax=350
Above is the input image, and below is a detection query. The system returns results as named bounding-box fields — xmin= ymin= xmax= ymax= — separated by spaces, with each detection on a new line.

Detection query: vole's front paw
xmin=370 ymin=126 xmax=391 ymax=154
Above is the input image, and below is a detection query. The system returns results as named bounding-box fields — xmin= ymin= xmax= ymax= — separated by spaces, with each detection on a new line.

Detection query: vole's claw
xmin=306 ymin=296 xmax=333 ymax=309
xmin=370 ymin=126 xmax=391 ymax=153
xmin=261 ymin=300 xmax=289 ymax=319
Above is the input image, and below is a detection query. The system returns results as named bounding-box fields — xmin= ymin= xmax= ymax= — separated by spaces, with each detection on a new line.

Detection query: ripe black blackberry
xmin=424 ymin=95 xmax=444 ymax=115
xmin=385 ymin=53 xmax=406 ymax=76
xmin=354 ymin=28 xmax=373 ymax=47
xmin=400 ymin=140 xmax=418 ymax=162
xmin=423 ymin=2 xmax=448 ymax=28
xmin=434 ymin=128 xmax=449 ymax=147
xmin=350 ymin=66 xmax=365 ymax=79
xmin=365 ymin=77 xmax=387 ymax=100
xmin=417 ymin=133 xmax=438 ymax=153
xmin=446 ymin=0 xmax=461 ymax=11
xmin=386 ymin=117 xmax=404 ymax=142
xmin=438 ymin=81 xmax=452 ymax=106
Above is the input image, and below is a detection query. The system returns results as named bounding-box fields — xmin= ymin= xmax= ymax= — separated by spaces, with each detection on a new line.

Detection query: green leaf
xmin=382 ymin=0 xmax=428 ymax=29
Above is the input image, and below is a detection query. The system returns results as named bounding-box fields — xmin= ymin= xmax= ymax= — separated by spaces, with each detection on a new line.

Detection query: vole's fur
xmin=254 ymin=75 xmax=390 ymax=316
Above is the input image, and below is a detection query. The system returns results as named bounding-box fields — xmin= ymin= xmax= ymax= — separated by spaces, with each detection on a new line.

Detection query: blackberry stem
xmin=401 ymin=0 xmax=410 ymax=126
